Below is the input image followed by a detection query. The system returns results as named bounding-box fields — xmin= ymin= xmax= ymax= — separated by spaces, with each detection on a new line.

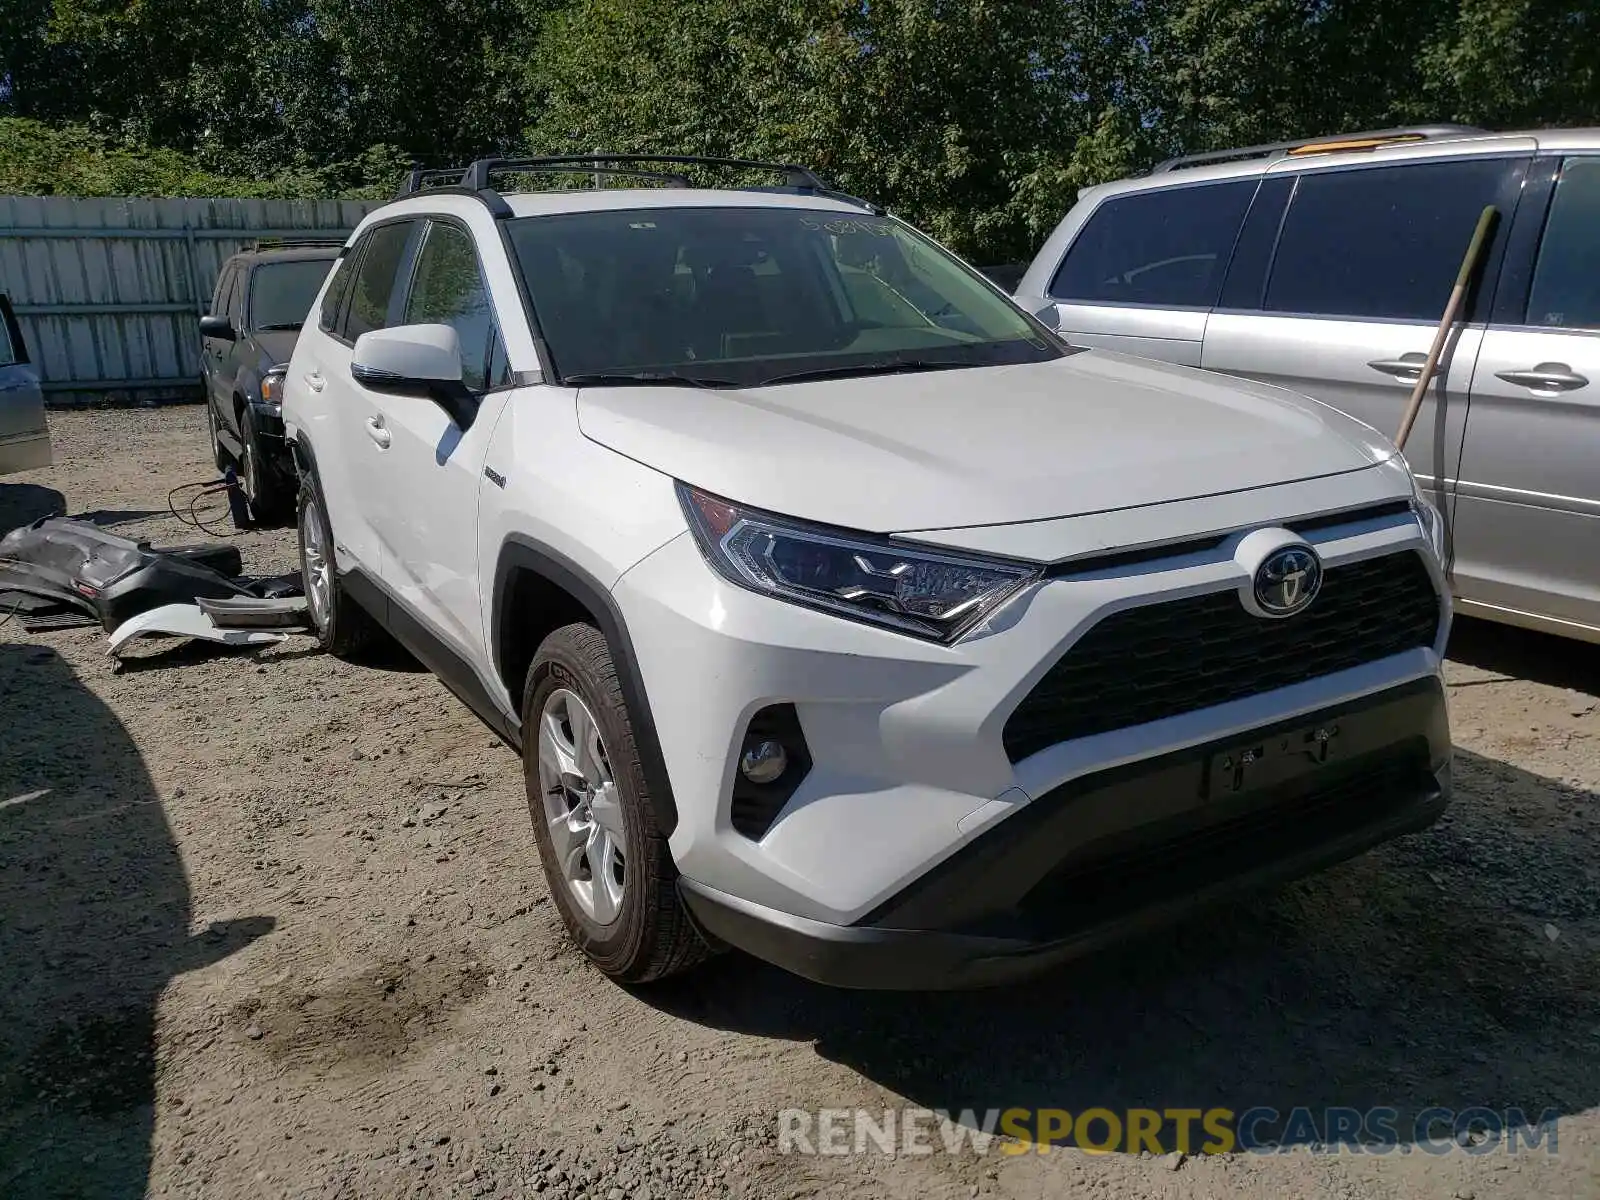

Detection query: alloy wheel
xmin=299 ymin=496 xmax=333 ymax=628
xmin=537 ymin=687 xmax=627 ymax=926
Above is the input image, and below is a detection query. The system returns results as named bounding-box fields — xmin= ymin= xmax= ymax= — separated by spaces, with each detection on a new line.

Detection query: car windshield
xmin=248 ymin=259 xmax=336 ymax=331
xmin=506 ymin=206 xmax=1066 ymax=387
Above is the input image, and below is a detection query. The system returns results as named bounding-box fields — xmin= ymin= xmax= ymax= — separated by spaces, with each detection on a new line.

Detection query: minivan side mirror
xmin=351 ymin=324 xmax=474 ymax=428
xmin=199 ymin=314 xmax=236 ymax=341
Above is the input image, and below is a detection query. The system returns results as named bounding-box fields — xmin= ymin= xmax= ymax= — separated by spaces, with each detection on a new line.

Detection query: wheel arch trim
xmin=492 ymin=534 xmax=679 ymax=836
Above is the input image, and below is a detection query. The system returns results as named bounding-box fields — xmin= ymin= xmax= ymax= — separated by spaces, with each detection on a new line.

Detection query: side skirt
xmin=341 ymin=567 xmax=523 ymax=750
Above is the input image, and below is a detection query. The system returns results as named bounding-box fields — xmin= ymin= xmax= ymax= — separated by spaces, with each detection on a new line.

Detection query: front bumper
xmin=680 ymin=677 xmax=1451 ymax=989
xmin=246 ymin=401 xmax=295 ymax=479
xmin=615 ymin=497 xmax=1449 ymax=929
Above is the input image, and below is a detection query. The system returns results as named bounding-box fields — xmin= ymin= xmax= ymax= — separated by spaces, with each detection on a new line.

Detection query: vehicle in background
xmin=200 ymin=241 xmax=341 ymax=522
xmin=281 ymin=154 xmax=1451 ymax=990
xmin=0 ymin=293 xmax=51 ymax=476
xmin=1015 ymin=124 xmax=1600 ymax=646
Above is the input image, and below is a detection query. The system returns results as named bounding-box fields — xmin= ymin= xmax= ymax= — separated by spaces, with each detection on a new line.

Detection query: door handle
xmin=364 ymin=415 xmax=392 ymax=449
xmin=1494 ymin=364 xmax=1589 ymax=392
xmin=1368 ymin=354 xmax=1429 ymax=380
xmin=304 ymin=371 xmax=325 ymax=393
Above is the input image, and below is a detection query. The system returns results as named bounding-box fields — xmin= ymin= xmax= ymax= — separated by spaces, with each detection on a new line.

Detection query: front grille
xmin=1002 ymin=550 xmax=1441 ymax=762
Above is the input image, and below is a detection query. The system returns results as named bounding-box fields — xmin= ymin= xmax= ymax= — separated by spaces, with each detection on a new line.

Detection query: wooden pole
xmin=1393 ymin=204 xmax=1498 ymax=452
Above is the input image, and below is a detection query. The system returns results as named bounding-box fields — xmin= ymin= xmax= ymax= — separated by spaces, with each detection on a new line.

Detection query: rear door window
xmin=345 ymin=221 xmax=419 ymax=341
xmin=1524 ymin=156 xmax=1600 ymax=330
xmin=1047 ymin=181 xmax=1256 ymax=309
xmin=1264 ymin=157 xmax=1525 ymax=321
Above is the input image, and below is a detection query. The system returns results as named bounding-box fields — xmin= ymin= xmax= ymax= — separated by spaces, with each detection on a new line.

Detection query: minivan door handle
xmin=364 ymin=415 xmax=392 ymax=449
xmin=1494 ymin=364 xmax=1589 ymax=392
xmin=1368 ymin=354 xmax=1429 ymax=380
xmin=303 ymin=371 xmax=325 ymax=393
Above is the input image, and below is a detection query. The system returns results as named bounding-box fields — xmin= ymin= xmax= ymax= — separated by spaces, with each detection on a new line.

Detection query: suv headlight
xmin=678 ymin=483 xmax=1040 ymax=643
xmin=259 ymin=368 xmax=287 ymax=413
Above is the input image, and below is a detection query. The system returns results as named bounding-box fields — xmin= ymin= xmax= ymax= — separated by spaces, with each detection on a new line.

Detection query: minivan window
xmin=0 ymin=302 xmax=16 ymax=366
xmin=1264 ymin=158 xmax=1519 ymax=321
xmin=1047 ymin=181 xmax=1256 ymax=309
xmin=248 ymin=259 xmax=335 ymax=331
xmin=1524 ymin=157 xmax=1600 ymax=330
xmin=345 ymin=222 xmax=417 ymax=341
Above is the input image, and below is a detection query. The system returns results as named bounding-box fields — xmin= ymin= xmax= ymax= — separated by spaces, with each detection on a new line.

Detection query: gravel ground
xmin=1 ymin=407 xmax=1597 ymax=1200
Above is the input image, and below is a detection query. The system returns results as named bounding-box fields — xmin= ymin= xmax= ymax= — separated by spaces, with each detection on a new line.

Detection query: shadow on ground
xmin=0 ymin=483 xmax=65 ymax=535
xmin=1447 ymin=614 xmax=1600 ymax=692
xmin=0 ymin=644 xmax=273 ymax=1199
xmin=648 ymin=748 xmax=1596 ymax=1154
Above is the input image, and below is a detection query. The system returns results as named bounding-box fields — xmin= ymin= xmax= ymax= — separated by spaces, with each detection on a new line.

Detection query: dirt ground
xmin=2 ymin=407 xmax=1598 ymax=1200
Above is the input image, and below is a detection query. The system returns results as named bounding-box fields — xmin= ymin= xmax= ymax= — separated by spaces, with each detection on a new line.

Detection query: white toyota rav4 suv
xmin=283 ymin=155 xmax=1452 ymax=990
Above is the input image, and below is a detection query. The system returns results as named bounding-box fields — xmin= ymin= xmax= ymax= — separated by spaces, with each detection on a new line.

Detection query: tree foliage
xmin=4 ymin=0 xmax=1598 ymax=260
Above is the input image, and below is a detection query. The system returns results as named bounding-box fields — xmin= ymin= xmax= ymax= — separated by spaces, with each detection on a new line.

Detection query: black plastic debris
xmin=0 ymin=517 xmax=302 ymax=634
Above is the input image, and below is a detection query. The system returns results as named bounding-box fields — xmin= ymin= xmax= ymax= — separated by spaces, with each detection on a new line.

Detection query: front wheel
xmin=241 ymin=407 xmax=290 ymax=525
xmin=522 ymin=623 xmax=707 ymax=983
xmin=205 ymin=398 xmax=226 ymax=472
xmin=297 ymin=473 xmax=379 ymax=657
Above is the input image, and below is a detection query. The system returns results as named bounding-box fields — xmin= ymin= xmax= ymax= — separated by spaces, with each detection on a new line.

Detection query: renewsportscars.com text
xmin=777 ymin=1106 xmax=1561 ymax=1157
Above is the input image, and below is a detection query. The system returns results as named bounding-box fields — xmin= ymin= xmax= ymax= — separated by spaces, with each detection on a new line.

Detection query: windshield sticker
xmin=798 ymin=216 xmax=897 ymax=237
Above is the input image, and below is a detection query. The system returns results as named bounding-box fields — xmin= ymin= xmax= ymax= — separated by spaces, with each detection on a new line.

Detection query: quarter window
xmin=1524 ymin=157 xmax=1600 ymax=330
xmin=1047 ymin=181 xmax=1256 ymax=309
xmin=317 ymin=252 xmax=357 ymax=336
xmin=1264 ymin=159 xmax=1521 ymax=321
xmin=403 ymin=222 xmax=503 ymax=391
xmin=345 ymin=221 xmax=417 ymax=341
xmin=211 ymin=265 xmax=236 ymax=317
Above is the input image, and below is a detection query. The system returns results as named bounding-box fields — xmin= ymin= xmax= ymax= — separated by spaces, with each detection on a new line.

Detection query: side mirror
xmin=199 ymin=314 xmax=236 ymax=341
xmin=351 ymin=324 xmax=474 ymax=428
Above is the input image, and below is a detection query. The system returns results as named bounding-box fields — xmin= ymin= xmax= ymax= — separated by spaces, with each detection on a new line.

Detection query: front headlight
xmin=259 ymin=368 xmax=287 ymax=411
xmin=678 ymin=483 xmax=1040 ymax=643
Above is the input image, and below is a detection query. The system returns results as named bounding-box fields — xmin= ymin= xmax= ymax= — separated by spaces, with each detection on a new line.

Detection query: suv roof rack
xmin=395 ymin=154 xmax=881 ymax=216
xmin=400 ymin=161 xmax=696 ymax=197
xmin=244 ymin=236 xmax=348 ymax=252
xmin=1149 ymin=124 xmax=1488 ymax=174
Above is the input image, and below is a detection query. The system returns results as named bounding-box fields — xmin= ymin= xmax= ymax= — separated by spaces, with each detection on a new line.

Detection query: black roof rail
xmin=1149 ymin=124 xmax=1488 ymax=174
xmin=397 ymin=165 xmax=472 ymax=197
xmin=391 ymin=153 xmax=881 ymax=217
xmin=463 ymin=153 xmax=833 ymax=193
xmin=244 ymin=236 xmax=348 ymax=252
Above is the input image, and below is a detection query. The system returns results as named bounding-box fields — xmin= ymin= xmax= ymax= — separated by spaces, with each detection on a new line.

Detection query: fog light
xmin=739 ymin=739 xmax=788 ymax=784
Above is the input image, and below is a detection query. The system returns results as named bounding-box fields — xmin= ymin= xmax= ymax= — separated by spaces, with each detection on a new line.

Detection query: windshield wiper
xmin=561 ymin=370 xmax=736 ymax=389
xmin=755 ymin=359 xmax=978 ymax=387
xmin=256 ymin=321 xmax=303 ymax=331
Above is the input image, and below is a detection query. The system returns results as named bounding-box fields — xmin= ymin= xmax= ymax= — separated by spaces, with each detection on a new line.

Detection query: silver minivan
xmin=0 ymin=294 xmax=51 ymax=476
xmin=1016 ymin=125 xmax=1600 ymax=645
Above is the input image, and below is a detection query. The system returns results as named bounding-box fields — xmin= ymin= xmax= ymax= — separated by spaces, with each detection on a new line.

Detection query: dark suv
xmin=200 ymin=241 xmax=342 ymax=522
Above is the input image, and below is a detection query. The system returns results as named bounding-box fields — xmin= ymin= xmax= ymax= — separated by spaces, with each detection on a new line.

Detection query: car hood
xmin=575 ymin=350 xmax=1398 ymax=535
xmin=248 ymin=329 xmax=301 ymax=367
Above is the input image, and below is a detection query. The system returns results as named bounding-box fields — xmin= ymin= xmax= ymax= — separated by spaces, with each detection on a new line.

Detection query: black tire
xmin=205 ymin=398 xmax=227 ymax=472
xmin=296 ymin=472 xmax=379 ymax=658
xmin=522 ymin=623 xmax=708 ymax=984
xmin=241 ymin=407 xmax=290 ymax=525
